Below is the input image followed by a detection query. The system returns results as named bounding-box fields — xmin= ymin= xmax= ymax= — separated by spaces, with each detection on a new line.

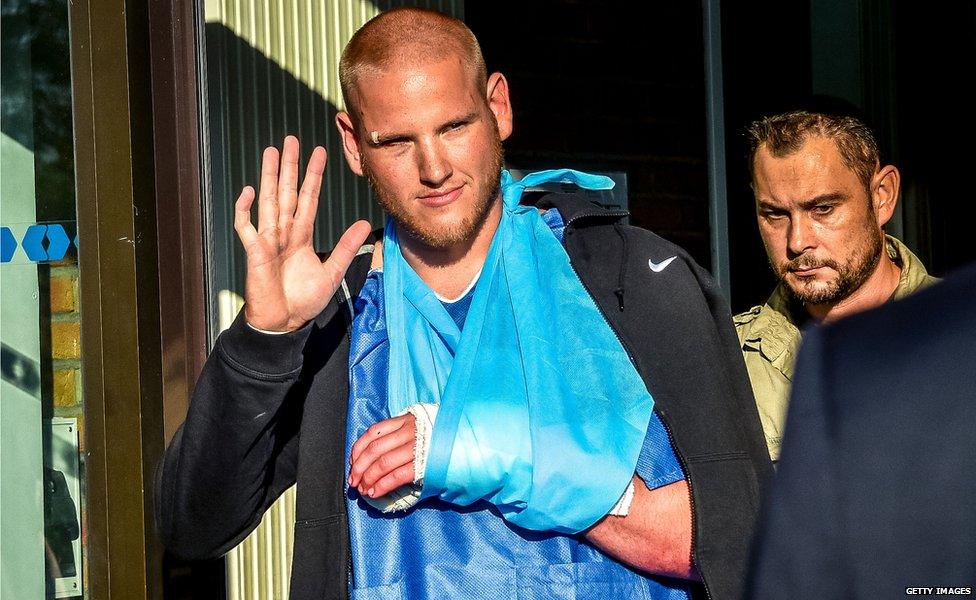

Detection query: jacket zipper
xmin=658 ymin=411 xmax=712 ymax=600
xmin=343 ymin=285 xmax=355 ymax=598
xmin=344 ymin=466 xmax=352 ymax=595
xmin=563 ymin=217 xmax=712 ymax=600
xmin=564 ymin=209 xmax=630 ymax=227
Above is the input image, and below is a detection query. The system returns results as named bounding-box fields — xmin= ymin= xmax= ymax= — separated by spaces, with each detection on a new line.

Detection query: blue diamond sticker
xmin=1 ymin=227 xmax=17 ymax=263
xmin=22 ymin=224 xmax=48 ymax=262
xmin=46 ymin=224 xmax=70 ymax=261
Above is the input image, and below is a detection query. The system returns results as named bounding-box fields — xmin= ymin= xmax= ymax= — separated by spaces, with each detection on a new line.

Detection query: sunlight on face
xmin=753 ymin=136 xmax=884 ymax=305
xmin=354 ymin=57 xmax=504 ymax=250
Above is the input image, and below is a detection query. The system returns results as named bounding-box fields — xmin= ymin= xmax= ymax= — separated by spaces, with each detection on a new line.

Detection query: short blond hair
xmin=339 ymin=8 xmax=487 ymax=115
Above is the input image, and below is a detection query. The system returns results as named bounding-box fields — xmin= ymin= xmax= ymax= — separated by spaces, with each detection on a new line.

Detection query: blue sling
xmin=383 ymin=169 xmax=656 ymax=533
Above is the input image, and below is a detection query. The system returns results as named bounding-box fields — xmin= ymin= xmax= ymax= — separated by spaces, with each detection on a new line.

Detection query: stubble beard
xmin=362 ymin=134 xmax=505 ymax=251
xmin=776 ymin=225 xmax=885 ymax=306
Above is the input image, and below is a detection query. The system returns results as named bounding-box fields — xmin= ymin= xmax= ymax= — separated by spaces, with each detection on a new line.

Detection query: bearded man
xmin=158 ymin=8 xmax=770 ymax=600
xmin=734 ymin=110 xmax=937 ymax=463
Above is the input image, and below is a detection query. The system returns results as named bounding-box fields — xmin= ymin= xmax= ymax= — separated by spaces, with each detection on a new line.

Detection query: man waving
xmin=157 ymin=8 xmax=770 ymax=600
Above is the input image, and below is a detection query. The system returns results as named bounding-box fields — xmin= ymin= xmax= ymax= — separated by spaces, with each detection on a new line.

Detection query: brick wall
xmin=49 ymin=262 xmax=83 ymax=431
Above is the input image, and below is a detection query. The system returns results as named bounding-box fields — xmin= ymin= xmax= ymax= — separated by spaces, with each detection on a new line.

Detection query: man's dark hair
xmin=746 ymin=111 xmax=880 ymax=191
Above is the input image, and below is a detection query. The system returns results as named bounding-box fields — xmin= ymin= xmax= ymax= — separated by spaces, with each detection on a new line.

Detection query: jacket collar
xmin=888 ymin=235 xmax=938 ymax=299
xmin=533 ymin=190 xmax=629 ymax=226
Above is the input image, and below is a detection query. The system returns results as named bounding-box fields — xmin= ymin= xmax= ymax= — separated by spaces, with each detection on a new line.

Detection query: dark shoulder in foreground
xmin=817 ymin=261 xmax=976 ymax=365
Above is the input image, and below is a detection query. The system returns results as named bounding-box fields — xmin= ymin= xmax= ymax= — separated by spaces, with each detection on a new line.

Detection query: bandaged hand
xmin=349 ymin=413 xmax=417 ymax=499
xmin=349 ymin=404 xmax=438 ymax=513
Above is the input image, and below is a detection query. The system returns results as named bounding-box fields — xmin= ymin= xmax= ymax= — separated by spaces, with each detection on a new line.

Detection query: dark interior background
xmin=722 ymin=1 xmax=976 ymax=311
xmin=467 ymin=0 xmax=713 ymax=267
xmin=470 ymin=0 xmax=976 ymax=312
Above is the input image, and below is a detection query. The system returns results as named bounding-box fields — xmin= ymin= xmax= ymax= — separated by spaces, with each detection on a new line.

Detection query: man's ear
xmin=486 ymin=72 xmax=513 ymax=141
xmin=872 ymin=164 xmax=900 ymax=227
xmin=335 ymin=111 xmax=364 ymax=176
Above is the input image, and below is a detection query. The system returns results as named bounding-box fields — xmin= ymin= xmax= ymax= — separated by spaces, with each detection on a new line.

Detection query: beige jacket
xmin=734 ymin=236 xmax=938 ymax=461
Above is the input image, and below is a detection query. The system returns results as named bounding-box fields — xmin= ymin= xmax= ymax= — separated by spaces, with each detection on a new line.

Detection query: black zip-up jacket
xmin=156 ymin=191 xmax=772 ymax=600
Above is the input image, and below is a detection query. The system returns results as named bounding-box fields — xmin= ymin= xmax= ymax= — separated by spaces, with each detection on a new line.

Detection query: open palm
xmin=235 ymin=136 xmax=372 ymax=332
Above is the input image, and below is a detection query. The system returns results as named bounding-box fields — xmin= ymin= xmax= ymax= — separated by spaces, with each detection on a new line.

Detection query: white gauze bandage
xmin=607 ymin=480 xmax=636 ymax=517
xmin=360 ymin=403 xmax=438 ymax=513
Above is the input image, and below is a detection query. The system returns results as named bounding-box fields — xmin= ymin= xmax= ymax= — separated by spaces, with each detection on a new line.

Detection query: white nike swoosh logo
xmin=648 ymin=256 xmax=677 ymax=273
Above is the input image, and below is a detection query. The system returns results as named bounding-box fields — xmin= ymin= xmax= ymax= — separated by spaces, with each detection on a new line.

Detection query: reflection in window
xmin=1 ymin=0 xmax=84 ymax=598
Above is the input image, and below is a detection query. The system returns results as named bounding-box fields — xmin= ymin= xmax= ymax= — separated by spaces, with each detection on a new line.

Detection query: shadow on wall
xmin=165 ymin=23 xmax=367 ymax=599
xmin=203 ymin=22 xmax=379 ymax=335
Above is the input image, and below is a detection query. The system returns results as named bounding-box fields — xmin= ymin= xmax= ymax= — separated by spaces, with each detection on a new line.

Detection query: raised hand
xmin=235 ymin=136 xmax=372 ymax=332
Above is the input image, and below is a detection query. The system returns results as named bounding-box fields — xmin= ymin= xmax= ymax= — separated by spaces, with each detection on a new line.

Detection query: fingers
xmin=234 ymin=186 xmax=259 ymax=249
xmin=355 ymin=444 xmax=415 ymax=498
xmin=257 ymin=146 xmax=280 ymax=234
xmin=368 ymin=462 xmax=417 ymax=499
xmin=350 ymin=415 xmax=410 ymax=467
xmin=291 ymin=145 xmax=327 ymax=244
xmin=349 ymin=415 xmax=415 ymax=492
xmin=277 ymin=136 xmax=301 ymax=234
xmin=322 ymin=220 xmax=373 ymax=290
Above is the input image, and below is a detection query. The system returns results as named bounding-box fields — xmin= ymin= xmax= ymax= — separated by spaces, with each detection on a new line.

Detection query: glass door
xmin=1 ymin=1 xmax=86 ymax=597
